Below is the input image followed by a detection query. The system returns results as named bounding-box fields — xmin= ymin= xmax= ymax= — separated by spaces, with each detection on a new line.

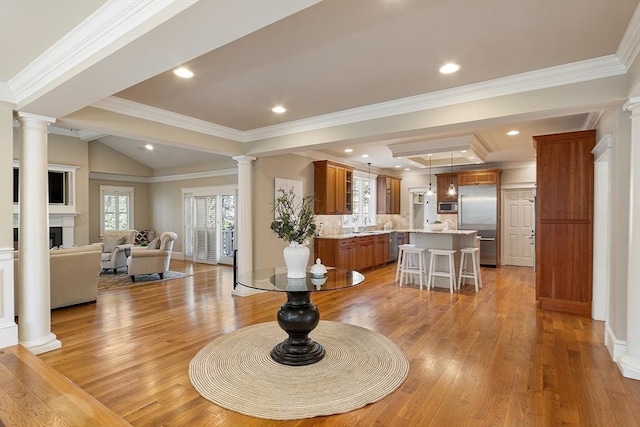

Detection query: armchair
xmin=127 ymin=232 xmax=177 ymax=282
xmin=100 ymin=229 xmax=137 ymax=274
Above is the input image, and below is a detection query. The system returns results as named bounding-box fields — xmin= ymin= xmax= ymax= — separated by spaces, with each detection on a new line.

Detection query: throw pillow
xmin=147 ymin=238 xmax=160 ymax=250
xmin=103 ymin=236 xmax=126 ymax=253
xmin=135 ymin=230 xmax=149 ymax=245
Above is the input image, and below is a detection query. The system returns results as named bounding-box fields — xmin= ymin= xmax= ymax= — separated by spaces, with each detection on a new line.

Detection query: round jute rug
xmin=189 ymin=320 xmax=409 ymax=420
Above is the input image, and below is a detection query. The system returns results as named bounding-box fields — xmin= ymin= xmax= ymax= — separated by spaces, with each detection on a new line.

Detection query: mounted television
xmin=48 ymin=171 xmax=65 ymax=204
xmin=13 ymin=168 xmax=69 ymax=205
xmin=13 ymin=168 xmax=18 ymax=203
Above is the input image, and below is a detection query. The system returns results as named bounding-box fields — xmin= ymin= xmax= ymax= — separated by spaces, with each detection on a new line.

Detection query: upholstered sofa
xmin=14 ymin=245 xmax=103 ymax=311
xmin=100 ymin=229 xmax=137 ymax=274
xmin=127 ymin=232 xmax=177 ymax=281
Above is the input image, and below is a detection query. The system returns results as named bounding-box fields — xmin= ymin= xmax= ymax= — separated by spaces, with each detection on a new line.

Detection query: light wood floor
xmin=2 ymin=261 xmax=639 ymax=426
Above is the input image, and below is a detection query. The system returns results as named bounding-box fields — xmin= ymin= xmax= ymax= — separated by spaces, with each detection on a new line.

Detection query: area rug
xmin=98 ymin=270 xmax=192 ymax=291
xmin=189 ymin=320 xmax=409 ymax=420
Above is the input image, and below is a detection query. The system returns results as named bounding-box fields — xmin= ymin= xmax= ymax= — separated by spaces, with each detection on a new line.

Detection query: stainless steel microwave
xmin=438 ymin=201 xmax=458 ymax=213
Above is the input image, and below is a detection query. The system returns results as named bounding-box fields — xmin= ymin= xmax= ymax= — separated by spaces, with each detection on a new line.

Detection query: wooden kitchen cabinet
xmin=533 ymin=130 xmax=595 ymax=317
xmin=374 ymin=234 xmax=390 ymax=266
xmin=339 ymin=238 xmax=358 ymax=270
xmin=313 ymin=161 xmax=353 ymax=215
xmin=314 ymin=234 xmax=392 ymax=270
xmin=356 ymin=236 xmax=374 ymax=270
xmin=436 ymin=173 xmax=458 ymax=203
xmin=457 ymin=170 xmax=500 ymax=186
xmin=377 ymin=175 xmax=402 ymax=214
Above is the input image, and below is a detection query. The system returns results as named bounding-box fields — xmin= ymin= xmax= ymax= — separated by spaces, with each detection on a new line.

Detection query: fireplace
xmin=13 ymin=222 xmax=73 ymax=250
xmin=50 ymin=227 xmax=63 ymax=248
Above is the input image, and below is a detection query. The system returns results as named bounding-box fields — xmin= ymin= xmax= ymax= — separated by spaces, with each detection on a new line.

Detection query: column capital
xmin=232 ymin=155 xmax=257 ymax=165
xmin=15 ymin=111 xmax=56 ymax=124
xmin=623 ymin=97 xmax=640 ymax=116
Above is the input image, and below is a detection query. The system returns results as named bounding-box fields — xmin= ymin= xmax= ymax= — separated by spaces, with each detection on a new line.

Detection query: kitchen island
xmin=314 ymin=229 xmax=478 ymax=289
xmin=406 ymin=229 xmax=478 ymax=289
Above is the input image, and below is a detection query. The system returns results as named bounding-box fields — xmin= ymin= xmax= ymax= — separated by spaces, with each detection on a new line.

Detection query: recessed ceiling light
xmin=361 ymin=154 xmax=369 ymax=158
xmin=439 ymin=63 xmax=461 ymax=74
xmin=404 ymin=168 xmax=411 ymax=171
xmin=173 ymin=67 xmax=194 ymax=78
xmin=427 ymin=154 xmax=432 ymax=157
xmin=469 ymin=156 xmax=475 ymax=159
xmin=344 ymin=148 xmax=353 ymax=153
xmin=394 ymin=165 xmax=401 ymax=168
xmin=461 ymin=150 xmax=467 ymax=153
xmin=507 ymin=130 xmax=520 ymax=136
xmin=144 ymin=144 xmax=154 ymax=151
xmin=272 ymin=105 xmax=286 ymax=114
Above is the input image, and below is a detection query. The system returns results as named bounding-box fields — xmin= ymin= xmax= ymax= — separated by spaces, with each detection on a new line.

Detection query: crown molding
xmin=244 ymin=55 xmax=626 ymax=141
xmin=0 ymin=82 xmax=15 ymax=104
xmin=582 ymin=110 xmax=603 ymax=130
xmin=592 ymin=134 xmax=612 ymax=161
xmin=617 ymin=3 xmax=640 ymax=70
xmin=8 ymin=1 xmax=195 ymax=106
xmin=93 ymin=96 xmax=244 ymax=141
xmin=89 ymin=172 xmax=150 ymax=183
xmin=89 ymin=167 xmax=237 ymax=184
xmin=48 ymin=126 xmax=81 ymax=138
xmin=77 ymin=130 xmax=108 ymax=141
xmin=91 ymin=56 xmax=626 ymax=145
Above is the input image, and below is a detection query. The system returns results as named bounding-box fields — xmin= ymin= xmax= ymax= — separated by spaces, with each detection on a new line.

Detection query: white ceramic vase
xmin=283 ymin=242 xmax=310 ymax=278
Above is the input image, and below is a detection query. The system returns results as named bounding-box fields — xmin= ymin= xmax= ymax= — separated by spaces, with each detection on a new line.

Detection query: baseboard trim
xmin=605 ymin=324 xmax=627 ymax=361
xmin=0 ymin=322 xmax=18 ymax=349
xmin=171 ymin=252 xmax=184 ymax=260
xmin=619 ymin=355 xmax=640 ymax=380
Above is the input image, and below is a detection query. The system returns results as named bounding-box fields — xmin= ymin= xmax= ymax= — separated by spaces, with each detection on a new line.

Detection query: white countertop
xmin=405 ymin=229 xmax=477 ymax=235
xmin=316 ymin=229 xmax=476 ymax=239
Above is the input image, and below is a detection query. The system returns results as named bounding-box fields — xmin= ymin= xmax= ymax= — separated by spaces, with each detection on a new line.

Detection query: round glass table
xmin=237 ymin=267 xmax=364 ymax=366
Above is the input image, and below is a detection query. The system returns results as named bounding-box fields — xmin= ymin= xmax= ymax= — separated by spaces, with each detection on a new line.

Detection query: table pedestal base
xmin=271 ymin=291 xmax=325 ymax=366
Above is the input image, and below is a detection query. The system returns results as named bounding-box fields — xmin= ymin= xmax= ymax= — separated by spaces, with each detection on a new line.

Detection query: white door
xmin=183 ymin=190 xmax=236 ymax=265
xmin=194 ymin=196 xmax=217 ymax=264
xmin=503 ymin=189 xmax=534 ymax=267
xmin=218 ymin=194 xmax=235 ymax=265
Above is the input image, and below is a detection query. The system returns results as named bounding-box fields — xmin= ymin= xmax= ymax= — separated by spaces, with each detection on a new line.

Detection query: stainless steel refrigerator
xmin=457 ymin=184 xmax=498 ymax=266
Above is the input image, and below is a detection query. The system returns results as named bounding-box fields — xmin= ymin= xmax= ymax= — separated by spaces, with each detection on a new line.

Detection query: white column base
xmin=0 ymin=323 xmax=18 ymax=348
xmin=20 ymin=332 xmax=61 ymax=355
xmin=619 ymin=355 xmax=640 ymax=380
xmin=232 ymin=285 xmax=265 ymax=297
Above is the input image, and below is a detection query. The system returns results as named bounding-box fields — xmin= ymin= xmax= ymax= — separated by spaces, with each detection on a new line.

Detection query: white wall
xmin=598 ymin=107 xmax=632 ymax=345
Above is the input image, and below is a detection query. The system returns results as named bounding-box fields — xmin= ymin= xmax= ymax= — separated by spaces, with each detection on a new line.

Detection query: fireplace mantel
xmin=13 ymin=212 xmax=79 ymax=248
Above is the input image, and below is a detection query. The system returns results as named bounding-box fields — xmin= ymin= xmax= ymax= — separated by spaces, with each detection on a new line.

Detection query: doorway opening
xmin=183 ymin=186 xmax=237 ymax=265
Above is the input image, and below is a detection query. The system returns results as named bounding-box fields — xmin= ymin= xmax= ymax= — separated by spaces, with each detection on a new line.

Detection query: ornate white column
xmin=231 ymin=155 xmax=261 ymax=296
xmin=0 ymin=101 xmax=18 ymax=349
xmin=16 ymin=112 xmax=61 ymax=354
xmin=620 ymin=97 xmax=640 ymax=379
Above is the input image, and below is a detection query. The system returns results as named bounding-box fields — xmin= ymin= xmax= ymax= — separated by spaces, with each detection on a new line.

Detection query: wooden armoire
xmin=533 ymin=130 xmax=595 ymax=316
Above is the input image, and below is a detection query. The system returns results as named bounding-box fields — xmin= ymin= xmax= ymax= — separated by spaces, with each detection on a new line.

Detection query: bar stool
xmin=395 ymin=244 xmax=415 ymax=282
xmin=427 ymin=249 xmax=457 ymax=293
xmin=398 ymin=246 xmax=426 ymax=290
xmin=458 ymin=247 xmax=482 ymax=292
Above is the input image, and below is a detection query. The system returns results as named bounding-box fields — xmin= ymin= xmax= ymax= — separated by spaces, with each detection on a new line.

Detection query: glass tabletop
xmin=237 ymin=268 xmax=364 ymax=292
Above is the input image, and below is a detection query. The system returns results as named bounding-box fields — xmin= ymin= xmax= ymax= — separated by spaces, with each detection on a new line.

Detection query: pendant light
xmin=447 ymin=153 xmax=457 ymax=196
xmin=426 ymin=155 xmax=433 ymax=196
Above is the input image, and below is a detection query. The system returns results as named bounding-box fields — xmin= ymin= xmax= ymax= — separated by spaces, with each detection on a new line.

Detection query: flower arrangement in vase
xmin=270 ymin=187 xmax=316 ymax=278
